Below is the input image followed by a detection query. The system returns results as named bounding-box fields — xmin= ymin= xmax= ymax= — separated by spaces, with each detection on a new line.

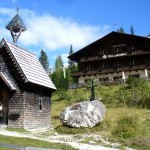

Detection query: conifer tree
xmin=68 ymin=45 xmax=76 ymax=71
xmin=68 ymin=45 xmax=74 ymax=68
xmin=51 ymin=55 xmax=65 ymax=89
xmin=130 ymin=26 xmax=135 ymax=35
xmin=55 ymin=55 xmax=63 ymax=71
xmin=67 ymin=45 xmax=78 ymax=85
xmin=39 ymin=49 xmax=49 ymax=73
xmin=117 ymin=27 xmax=125 ymax=33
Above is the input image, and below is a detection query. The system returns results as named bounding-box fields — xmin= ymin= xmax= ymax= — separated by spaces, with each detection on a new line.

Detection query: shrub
xmin=56 ymin=125 xmax=91 ymax=134
xmin=112 ymin=115 xmax=139 ymax=138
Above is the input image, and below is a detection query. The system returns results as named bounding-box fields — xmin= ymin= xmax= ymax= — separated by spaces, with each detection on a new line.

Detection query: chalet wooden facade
xmin=0 ymin=39 xmax=56 ymax=129
xmin=68 ymin=32 xmax=150 ymax=85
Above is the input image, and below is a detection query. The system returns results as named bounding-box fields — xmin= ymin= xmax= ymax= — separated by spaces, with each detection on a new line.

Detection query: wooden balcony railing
xmin=80 ymin=56 xmax=99 ymax=62
xmin=71 ymin=65 xmax=150 ymax=77
xmin=80 ymin=50 xmax=150 ymax=62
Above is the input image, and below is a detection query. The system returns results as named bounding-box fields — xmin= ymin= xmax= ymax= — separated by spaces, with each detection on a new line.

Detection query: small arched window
xmin=39 ymin=95 xmax=43 ymax=111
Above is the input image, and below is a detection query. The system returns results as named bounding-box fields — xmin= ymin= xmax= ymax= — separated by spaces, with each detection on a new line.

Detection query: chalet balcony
xmin=80 ymin=50 xmax=150 ymax=62
xmin=71 ymin=70 xmax=98 ymax=77
xmin=71 ymin=64 xmax=149 ymax=77
xmin=80 ymin=56 xmax=99 ymax=62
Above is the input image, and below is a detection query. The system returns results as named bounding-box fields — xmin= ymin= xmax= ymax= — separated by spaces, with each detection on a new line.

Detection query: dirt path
xmin=0 ymin=128 xmax=133 ymax=150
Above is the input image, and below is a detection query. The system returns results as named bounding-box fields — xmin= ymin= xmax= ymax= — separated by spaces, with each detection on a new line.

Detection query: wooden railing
xmin=80 ymin=56 xmax=100 ymax=62
xmin=80 ymin=50 xmax=150 ymax=62
xmin=71 ymin=65 xmax=150 ymax=77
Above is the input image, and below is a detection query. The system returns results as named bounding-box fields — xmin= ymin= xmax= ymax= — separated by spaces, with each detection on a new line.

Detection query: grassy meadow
xmin=0 ymin=134 xmax=74 ymax=150
xmin=51 ymin=82 xmax=150 ymax=150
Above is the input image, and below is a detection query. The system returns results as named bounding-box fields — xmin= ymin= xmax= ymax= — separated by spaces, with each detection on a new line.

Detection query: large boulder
xmin=60 ymin=100 xmax=106 ymax=128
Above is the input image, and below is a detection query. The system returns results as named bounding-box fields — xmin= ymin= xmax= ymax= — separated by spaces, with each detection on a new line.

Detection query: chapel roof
xmin=5 ymin=13 xmax=27 ymax=32
xmin=0 ymin=38 xmax=56 ymax=90
xmin=0 ymin=72 xmax=17 ymax=91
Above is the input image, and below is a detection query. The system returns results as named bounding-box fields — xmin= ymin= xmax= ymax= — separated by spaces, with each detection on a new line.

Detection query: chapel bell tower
xmin=5 ymin=8 xmax=27 ymax=43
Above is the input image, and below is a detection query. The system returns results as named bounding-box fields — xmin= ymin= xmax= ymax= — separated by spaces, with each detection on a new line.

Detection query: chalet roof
xmin=68 ymin=31 xmax=150 ymax=62
xmin=0 ymin=72 xmax=17 ymax=90
xmin=6 ymin=13 xmax=27 ymax=32
xmin=1 ymin=39 xmax=56 ymax=90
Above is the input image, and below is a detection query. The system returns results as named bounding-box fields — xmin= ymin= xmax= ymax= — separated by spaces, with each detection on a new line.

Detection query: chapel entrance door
xmin=0 ymin=79 xmax=10 ymax=125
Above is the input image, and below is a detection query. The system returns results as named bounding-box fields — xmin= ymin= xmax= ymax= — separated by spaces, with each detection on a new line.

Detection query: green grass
xmin=51 ymin=86 xmax=150 ymax=150
xmin=0 ymin=147 xmax=13 ymax=150
xmin=6 ymin=127 xmax=29 ymax=133
xmin=0 ymin=134 xmax=74 ymax=150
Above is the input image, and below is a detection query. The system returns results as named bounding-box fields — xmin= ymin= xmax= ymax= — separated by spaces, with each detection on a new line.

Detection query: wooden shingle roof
xmin=68 ymin=31 xmax=150 ymax=62
xmin=0 ymin=72 xmax=17 ymax=90
xmin=6 ymin=13 xmax=27 ymax=32
xmin=1 ymin=38 xmax=56 ymax=90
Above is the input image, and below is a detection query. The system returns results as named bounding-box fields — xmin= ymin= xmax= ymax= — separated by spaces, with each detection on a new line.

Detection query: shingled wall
xmin=0 ymin=48 xmax=51 ymax=129
xmin=23 ymin=92 xmax=51 ymax=129
xmin=8 ymin=90 xmax=25 ymax=128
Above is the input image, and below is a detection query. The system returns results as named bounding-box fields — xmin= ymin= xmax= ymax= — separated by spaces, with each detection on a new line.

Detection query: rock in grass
xmin=60 ymin=100 xmax=106 ymax=128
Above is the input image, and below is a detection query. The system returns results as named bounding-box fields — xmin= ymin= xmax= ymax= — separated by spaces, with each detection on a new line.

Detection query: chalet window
xmin=128 ymin=74 xmax=140 ymax=79
xmin=87 ymin=65 xmax=91 ymax=71
xmin=39 ymin=96 xmax=43 ymax=111
xmin=146 ymin=59 xmax=150 ymax=66
xmin=145 ymin=44 xmax=149 ymax=49
xmin=101 ymin=50 xmax=105 ymax=55
xmin=129 ymin=46 xmax=134 ymax=51
xmin=101 ymin=63 xmax=105 ymax=69
xmin=114 ymin=48 xmax=119 ymax=54
xmin=113 ymin=76 xmax=122 ymax=81
xmin=99 ymin=77 xmax=109 ymax=82
xmin=99 ymin=50 xmax=105 ymax=57
xmin=115 ymin=62 xmax=120 ymax=68
xmin=130 ymin=59 xmax=135 ymax=66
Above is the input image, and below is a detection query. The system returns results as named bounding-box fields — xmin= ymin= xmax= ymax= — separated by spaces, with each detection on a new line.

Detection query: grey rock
xmin=60 ymin=100 xmax=106 ymax=128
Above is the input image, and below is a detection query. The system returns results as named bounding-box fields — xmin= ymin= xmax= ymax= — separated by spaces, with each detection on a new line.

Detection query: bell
xmin=6 ymin=26 xmax=26 ymax=33
xmin=5 ymin=9 xmax=27 ymax=43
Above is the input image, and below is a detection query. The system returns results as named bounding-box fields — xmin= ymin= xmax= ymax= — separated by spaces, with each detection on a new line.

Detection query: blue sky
xmin=0 ymin=0 xmax=150 ymax=68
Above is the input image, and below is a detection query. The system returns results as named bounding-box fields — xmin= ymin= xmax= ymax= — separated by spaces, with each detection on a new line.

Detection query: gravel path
xmin=0 ymin=129 xmax=133 ymax=150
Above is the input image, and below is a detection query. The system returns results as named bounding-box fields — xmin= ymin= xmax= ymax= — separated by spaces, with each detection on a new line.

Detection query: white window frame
xmin=87 ymin=65 xmax=91 ymax=71
xmin=130 ymin=59 xmax=135 ymax=66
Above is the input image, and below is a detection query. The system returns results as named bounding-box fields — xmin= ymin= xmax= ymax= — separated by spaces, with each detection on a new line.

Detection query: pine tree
xmin=55 ymin=55 xmax=63 ymax=71
xmin=39 ymin=49 xmax=49 ymax=73
xmin=51 ymin=55 xmax=65 ymax=89
xmin=130 ymin=26 xmax=135 ymax=35
xmin=117 ymin=27 xmax=125 ymax=33
xmin=68 ymin=45 xmax=74 ymax=68
xmin=68 ymin=45 xmax=76 ymax=71
xmin=67 ymin=45 xmax=78 ymax=86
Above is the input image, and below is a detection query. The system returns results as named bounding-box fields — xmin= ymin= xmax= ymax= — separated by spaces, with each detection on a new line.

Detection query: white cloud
xmin=22 ymin=14 xmax=110 ymax=51
xmin=0 ymin=8 xmax=110 ymax=52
